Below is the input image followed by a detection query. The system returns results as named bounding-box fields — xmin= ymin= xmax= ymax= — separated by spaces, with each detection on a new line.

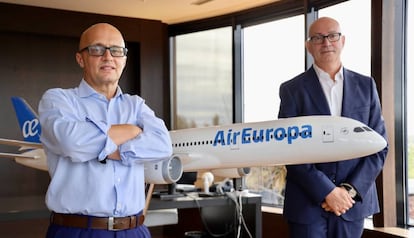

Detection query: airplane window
xmin=353 ymin=127 xmax=364 ymax=133
xmin=363 ymin=126 xmax=373 ymax=131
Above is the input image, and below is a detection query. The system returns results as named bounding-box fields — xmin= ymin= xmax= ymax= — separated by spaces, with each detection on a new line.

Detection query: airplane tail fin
xmin=11 ymin=97 xmax=41 ymax=143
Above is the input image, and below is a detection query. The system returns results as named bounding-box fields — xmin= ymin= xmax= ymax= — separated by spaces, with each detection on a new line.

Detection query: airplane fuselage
xmin=170 ymin=116 xmax=386 ymax=171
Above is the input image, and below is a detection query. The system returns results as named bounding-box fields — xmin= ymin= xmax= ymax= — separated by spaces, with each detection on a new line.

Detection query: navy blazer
xmin=278 ymin=67 xmax=388 ymax=224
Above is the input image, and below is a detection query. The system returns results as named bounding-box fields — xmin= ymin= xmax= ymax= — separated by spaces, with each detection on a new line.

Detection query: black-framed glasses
xmin=79 ymin=45 xmax=128 ymax=57
xmin=307 ymin=33 xmax=342 ymax=44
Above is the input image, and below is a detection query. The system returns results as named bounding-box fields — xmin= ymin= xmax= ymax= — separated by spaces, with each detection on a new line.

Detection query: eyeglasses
xmin=79 ymin=45 xmax=128 ymax=57
xmin=307 ymin=33 xmax=342 ymax=44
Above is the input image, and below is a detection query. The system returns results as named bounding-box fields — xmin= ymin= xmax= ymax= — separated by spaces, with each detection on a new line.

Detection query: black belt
xmin=50 ymin=212 xmax=145 ymax=231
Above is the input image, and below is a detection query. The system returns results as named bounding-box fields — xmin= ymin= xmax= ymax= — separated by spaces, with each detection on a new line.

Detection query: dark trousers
xmin=46 ymin=224 xmax=151 ymax=238
xmin=288 ymin=213 xmax=364 ymax=238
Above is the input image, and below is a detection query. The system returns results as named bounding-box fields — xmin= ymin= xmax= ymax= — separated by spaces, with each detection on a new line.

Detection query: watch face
xmin=341 ymin=183 xmax=357 ymax=198
xmin=349 ymin=189 xmax=357 ymax=198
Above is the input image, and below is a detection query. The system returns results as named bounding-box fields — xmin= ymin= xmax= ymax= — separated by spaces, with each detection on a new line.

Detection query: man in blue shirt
xmin=39 ymin=23 xmax=172 ymax=238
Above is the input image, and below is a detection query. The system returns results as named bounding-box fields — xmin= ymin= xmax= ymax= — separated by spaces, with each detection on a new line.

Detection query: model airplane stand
xmin=152 ymin=183 xmax=186 ymax=200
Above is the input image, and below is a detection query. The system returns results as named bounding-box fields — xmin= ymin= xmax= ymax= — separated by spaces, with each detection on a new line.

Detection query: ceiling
xmin=0 ymin=0 xmax=281 ymax=24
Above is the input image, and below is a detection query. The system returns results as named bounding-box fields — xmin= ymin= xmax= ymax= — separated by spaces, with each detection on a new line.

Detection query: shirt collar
xmin=313 ymin=64 xmax=344 ymax=83
xmin=78 ymin=79 xmax=123 ymax=99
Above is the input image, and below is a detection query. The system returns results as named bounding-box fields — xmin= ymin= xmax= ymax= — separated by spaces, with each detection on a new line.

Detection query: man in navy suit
xmin=278 ymin=17 xmax=388 ymax=238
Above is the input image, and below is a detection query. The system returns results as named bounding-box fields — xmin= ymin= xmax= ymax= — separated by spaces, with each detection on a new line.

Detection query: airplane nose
xmin=315 ymin=116 xmax=387 ymax=163
xmin=364 ymin=129 xmax=387 ymax=154
xmin=343 ymin=123 xmax=387 ymax=159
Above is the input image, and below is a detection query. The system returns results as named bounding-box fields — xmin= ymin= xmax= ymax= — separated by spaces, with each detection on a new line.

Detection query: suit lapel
xmin=341 ymin=68 xmax=360 ymax=117
xmin=303 ymin=67 xmax=331 ymax=114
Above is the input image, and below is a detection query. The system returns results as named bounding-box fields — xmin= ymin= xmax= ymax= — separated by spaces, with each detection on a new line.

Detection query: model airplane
xmin=0 ymin=97 xmax=387 ymax=184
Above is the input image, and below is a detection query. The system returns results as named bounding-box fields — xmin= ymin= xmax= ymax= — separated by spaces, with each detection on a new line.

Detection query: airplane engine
xmin=211 ymin=167 xmax=251 ymax=178
xmin=144 ymin=156 xmax=183 ymax=184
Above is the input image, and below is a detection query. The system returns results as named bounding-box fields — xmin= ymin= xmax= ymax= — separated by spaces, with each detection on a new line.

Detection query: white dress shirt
xmin=313 ymin=64 xmax=344 ymax=116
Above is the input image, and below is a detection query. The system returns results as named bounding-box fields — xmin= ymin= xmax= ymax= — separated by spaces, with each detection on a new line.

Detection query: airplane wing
xmin=0 ymin=138 xmax=47 ymax=170
xmin=0 ymin=152 xmax=40 ymax=160
xmin=0 ymin=138 xmax=43 ymax=149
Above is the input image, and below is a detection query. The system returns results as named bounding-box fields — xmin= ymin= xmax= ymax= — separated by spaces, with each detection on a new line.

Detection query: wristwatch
xmin=340 ymin=183 xmax=357 ymax=199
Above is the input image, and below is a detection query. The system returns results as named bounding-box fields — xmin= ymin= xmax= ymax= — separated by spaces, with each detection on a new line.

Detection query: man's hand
xmin=105 ymin=124 xmax=142 ymax=161
xmin=108 ymin=124 xmax=142 ymax=145
xmin=321 ymin=187 xmax=355 ymax=216
xmin=107 ymin=150 xmax=121 ymax=160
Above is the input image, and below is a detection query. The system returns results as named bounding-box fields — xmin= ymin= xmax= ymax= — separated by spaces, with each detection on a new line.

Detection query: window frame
xmin=168 ymin=0 xmax=408 ymax=228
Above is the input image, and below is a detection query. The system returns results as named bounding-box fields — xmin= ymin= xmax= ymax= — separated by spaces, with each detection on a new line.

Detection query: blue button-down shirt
xmin=39 ymin=79 xmax=172 ymax=217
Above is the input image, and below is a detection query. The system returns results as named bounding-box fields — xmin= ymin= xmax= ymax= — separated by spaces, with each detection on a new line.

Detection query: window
xmin=172 ymin=27 xmax=233 ymax=130
xmin=319 ymin=0 xmax=371 ymax=76
xmin=243 ymin=16 xmax=304 ymax=205
xmin=243 ymin=16 xmax=305 ymax=122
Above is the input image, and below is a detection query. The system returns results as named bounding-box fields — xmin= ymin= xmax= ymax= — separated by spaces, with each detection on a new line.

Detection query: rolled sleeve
xmin=86 ymin=116 xmax=118 ymax=161
xmin=118 ymin=106 xmax=172 ymax=165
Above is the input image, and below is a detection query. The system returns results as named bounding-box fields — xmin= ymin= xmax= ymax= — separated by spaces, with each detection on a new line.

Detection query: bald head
xmin=308 ymin=17 xmax=342 ymax=38
xmin=79 ymin=23 xmax=125 ymax=51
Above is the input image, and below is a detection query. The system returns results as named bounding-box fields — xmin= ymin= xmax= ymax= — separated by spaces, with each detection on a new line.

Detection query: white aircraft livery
xmin=0 ymin=97 xmax=387 ymax=184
